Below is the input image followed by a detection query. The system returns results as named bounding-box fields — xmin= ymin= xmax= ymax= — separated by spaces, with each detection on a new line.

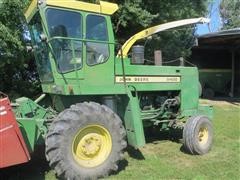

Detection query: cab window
xmin=46 ymin=8 xmax=83 ymax=73
xmin=29 ymin=16 xmax=53 ymax=82
xmin=86 ymin=15 xmax=109 ymax=66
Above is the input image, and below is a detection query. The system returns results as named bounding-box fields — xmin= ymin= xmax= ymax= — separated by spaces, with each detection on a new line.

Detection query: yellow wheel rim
xmin=72 ymin=125 xmax=112 ymax=168
xmin=198 ymin=127 xmax=209 ymax=145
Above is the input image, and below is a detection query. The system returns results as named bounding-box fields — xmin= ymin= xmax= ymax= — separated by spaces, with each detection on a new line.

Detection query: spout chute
xmin=118 ymin=17 xmax=210 ymax=57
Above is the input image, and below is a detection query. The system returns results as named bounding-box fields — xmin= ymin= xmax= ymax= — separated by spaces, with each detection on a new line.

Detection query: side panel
xmin=180 ymin=66 xmax=199 ymax=114
xmin=17 ymin=119 xmax=38 ymax=153
xmin=0 ymin=97 xmax=30 ymax=168
xmin=123 ymin=90 xmax=145 ymax=147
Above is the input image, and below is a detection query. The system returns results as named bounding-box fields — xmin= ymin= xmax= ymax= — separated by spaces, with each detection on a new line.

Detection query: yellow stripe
xmin=99 ymin=1 xmax=119 ymax=15
xmin=47 ymin=0 xmax=100 ymax=13
xmin=25 ymin=0 xmax=118 ymax=23
xmin=115 ymin=76 xmax=181 ymax=83
xmin=49 ymin=0 xmax=118 ymax=15
xmin=24 ymin=0 xmax=38 ymax=22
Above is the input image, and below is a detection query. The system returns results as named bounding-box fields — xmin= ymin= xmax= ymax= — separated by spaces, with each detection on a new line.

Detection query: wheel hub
xmin=72 ymin=125 xmax=112 ymax=168
xmin=198 ymin=127 xmax=208 ymax=145
xmin=80 ymin=134 xmax=102 ymax=156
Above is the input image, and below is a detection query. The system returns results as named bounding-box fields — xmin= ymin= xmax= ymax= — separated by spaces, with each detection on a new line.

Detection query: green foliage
xmin=113 ymin=1 xmax=157 ymax=38
xmin=0 ymin=0 xmax=40 ymax=98
xmin=143 ymin=0 xmax=208 ymax=61
xmin=220 ymin=0 xmax=240 ymax=29
xmin=0 ymin=0 xmax=24 ymax=60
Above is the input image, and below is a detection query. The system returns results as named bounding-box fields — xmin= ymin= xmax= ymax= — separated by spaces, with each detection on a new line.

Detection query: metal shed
xmin=191 ymin=29 xmax=240 ymax=98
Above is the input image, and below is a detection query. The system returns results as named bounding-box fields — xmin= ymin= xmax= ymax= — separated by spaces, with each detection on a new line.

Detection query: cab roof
xmin=24 ymin=0 xmax=119 ymax=23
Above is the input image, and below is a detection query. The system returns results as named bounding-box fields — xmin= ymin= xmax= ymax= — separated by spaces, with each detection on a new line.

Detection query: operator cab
xmin=25 ymin=0 xmax=117 ymax=90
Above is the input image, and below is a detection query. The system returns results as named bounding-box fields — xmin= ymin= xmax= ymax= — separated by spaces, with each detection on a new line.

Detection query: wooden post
xmin=179 ymin=57 xmax=185 ymax=66
xmin=230 ymin=51 xmax=235 ymax=97
xmin=154 ymin=50 xmax=162 ymax=66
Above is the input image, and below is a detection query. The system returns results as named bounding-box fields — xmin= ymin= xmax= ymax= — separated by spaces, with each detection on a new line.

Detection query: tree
xmin=110 ymin=0 xmax=208 ymax=61
xmin=220 ymin=0 xmax=240 ymax=29
xmin=0 ymin=0 xmax=40 ymax=98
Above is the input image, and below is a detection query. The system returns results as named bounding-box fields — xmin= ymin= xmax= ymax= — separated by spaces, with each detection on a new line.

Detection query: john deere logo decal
xmin=115 ymin=76 xmax=181 ymax=83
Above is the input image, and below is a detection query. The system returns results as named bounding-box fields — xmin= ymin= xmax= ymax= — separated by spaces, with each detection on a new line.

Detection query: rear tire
xmin=45 ymin=102 xmax=126 ymax=180
xmin=203 ymin=88 xmax=215 ymax=99
xmin=198 ymin=82 xmax=202 ymax=97
xmin=183 ymin=116 xmax=213 ymax=155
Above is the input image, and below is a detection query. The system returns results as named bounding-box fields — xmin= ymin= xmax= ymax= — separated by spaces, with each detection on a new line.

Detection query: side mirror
xmin=39 ymin=34 xmax=47 ymax=42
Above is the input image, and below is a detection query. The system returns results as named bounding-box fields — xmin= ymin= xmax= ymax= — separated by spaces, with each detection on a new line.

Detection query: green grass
xmin=109 ymin=103 xmax=240 ymax=180
xmin=1 ymin=101 xmax=239 ymax=180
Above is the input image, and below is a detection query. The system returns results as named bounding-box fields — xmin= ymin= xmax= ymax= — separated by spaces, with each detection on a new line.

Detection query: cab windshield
xmin=46 ymin=8 xmax=110 ymax=72
xmin=46 ymin=8 xmax=83 ymax=73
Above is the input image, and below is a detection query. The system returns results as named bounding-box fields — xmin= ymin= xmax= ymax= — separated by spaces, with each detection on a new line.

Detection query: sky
xmin=196 ymin=0 xmax=222 ymax=35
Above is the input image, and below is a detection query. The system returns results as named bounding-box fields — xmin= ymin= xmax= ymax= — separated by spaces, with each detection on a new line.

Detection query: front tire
xmin=183 ymin=116 xmax=213 ymax=155
xmin=45 ymin=102 xmax=126 ymax=179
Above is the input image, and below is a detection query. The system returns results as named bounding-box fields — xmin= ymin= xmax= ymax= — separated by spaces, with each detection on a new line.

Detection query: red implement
xmin=0 ymin=93 xmax=30 ymax=168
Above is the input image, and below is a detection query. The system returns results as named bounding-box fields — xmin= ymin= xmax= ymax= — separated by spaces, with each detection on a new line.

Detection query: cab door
xmin=83 ymin=14 xmax=115 ymax=90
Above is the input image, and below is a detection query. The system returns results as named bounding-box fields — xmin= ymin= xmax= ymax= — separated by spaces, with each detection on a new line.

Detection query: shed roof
xmin=195 ymin=28 xmax=240 ymax=50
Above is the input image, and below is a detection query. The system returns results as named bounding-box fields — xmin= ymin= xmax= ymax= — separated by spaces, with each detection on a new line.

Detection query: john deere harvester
xmin=0 ymin=0 xmax=213 ymax=179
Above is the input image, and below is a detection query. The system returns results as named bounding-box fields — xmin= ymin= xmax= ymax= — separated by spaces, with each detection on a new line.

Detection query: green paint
xmin=17 ymin=118 xmax=38 ymax=152
xmin=199 ymin=69 xmax=232 ymax=93
xmin=14 ymin=97 xmax=55 ymax=152
xmin=124 ymin=87 xmax=145 ymax=147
